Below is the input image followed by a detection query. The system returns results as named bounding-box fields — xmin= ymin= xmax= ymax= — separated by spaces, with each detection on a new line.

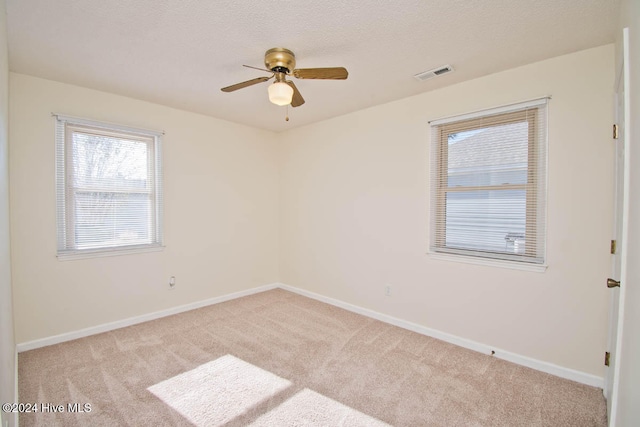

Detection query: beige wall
xmin=615 ymin=0 xmax=640 ymax=424
xmin=9 ymin=74 xmax=280 ymax=343
xmin=280 ymin=45 xmax=615 ymax=377
xmin=0 ymin=0 xmax=15 ymax=425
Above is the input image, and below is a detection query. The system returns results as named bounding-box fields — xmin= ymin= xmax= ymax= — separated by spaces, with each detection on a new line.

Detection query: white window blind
xmin=429 ymin=99 xmax=548 ymax=264
xmin=55 ymin=115 xmax=163 ymax=258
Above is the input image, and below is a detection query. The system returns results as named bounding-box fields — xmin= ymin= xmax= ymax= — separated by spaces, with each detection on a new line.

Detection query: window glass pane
xmin=74 ymin=192 xmax=152 ymax=249
xmin=71 ymin=131 xmax=149 ymax=191
xmin=445 ymin=189 xmax=526 ymax=254
xmin=447 ymin=122 xmax=528 ymax=187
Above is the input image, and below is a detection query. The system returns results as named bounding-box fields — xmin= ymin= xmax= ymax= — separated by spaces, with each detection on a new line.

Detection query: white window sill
xmin=428 ymin=251 xmax=548 ymax=273
xmin=57 ymin=245 xmax=164 ymax=261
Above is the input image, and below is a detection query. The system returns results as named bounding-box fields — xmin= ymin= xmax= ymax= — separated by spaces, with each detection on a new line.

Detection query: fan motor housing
xmin=265 ymin=48 xmax=296 ymax=73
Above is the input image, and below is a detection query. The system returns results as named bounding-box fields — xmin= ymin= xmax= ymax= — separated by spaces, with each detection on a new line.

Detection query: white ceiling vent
xmin=413 ymin=65 xmax=454 ymax=82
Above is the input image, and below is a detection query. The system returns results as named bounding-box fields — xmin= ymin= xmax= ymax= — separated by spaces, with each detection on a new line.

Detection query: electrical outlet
xmin=169 ymin=276 xmax=176 ymax=289
xmin=385 ymin=285 xmax=392 ymax=297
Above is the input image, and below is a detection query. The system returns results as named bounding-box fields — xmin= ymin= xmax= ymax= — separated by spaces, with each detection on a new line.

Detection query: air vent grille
xmin=414 ymin=65 xmax=454 ymax=81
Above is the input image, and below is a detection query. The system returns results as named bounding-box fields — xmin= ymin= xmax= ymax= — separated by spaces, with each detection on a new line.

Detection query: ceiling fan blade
xmin=221 ymin=76 xmax=271 ymax=92
xmin=286 ymin=81 xmax=305 ymax=107
xmin=243 ymin=64 xmax=274 ymax=74
xmin=292 ymin=67 xmax=348 ymax=80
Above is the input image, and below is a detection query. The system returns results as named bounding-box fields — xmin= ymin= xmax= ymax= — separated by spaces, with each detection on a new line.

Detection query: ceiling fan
xmin=221 ymin=48 xmax=348 ymax=108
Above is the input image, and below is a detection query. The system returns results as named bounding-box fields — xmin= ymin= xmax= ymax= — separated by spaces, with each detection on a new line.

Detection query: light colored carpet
xmin=18 ymin=288 xmax=607 ymax=426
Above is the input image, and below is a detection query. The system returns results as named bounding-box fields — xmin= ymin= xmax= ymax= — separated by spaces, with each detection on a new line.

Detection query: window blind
xmin=429 ymin=99 xmax=548 ymax=264
xmin=55 ymin=115 xmax=163 ymax=257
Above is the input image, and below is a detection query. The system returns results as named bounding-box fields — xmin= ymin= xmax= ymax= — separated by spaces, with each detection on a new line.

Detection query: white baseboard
xmin=16 ymin=283 xmax=279 ymax=353
xmin=277 ymin=283 xmax=604 ymax=389
xmin=16 ymin=281 xmax=603 ymax=389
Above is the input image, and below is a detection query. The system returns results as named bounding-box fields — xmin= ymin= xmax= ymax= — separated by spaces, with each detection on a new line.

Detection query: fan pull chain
xmin=285 ymin=104 xmax=289 ymax=122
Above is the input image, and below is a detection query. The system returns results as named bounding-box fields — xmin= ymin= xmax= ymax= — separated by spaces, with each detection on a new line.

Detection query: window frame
xmin=55 ymin=114 xmax=164 ymax=259
xmin=428 ymin=99 xmax=548 ymax=268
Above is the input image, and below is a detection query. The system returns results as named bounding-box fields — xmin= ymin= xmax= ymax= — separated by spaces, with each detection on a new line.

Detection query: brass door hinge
xmin=605 ymin=351 xmax=611 ymax=367
xmin=611 ymin=240 xmax=617 ymax=254
xmin=613 ymin=124 xmax=619 ymax=139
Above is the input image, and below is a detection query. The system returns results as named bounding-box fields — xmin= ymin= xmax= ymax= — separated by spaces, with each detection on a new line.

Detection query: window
xmin=55 ymin=115 xmax=163 ymax=258
xmin=429 ymin=99 xmax=547 ymax=265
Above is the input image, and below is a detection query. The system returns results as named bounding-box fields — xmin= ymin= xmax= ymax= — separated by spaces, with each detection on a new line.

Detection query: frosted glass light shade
xmin=268 ymin=82 xmax=294 ymax=106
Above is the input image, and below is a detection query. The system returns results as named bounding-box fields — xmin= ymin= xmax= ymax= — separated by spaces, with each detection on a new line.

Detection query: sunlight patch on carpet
xmin=249 ymin=388 xmax=391 ymax=427
xmin=147 ymin=354 xmax=291 ymax=426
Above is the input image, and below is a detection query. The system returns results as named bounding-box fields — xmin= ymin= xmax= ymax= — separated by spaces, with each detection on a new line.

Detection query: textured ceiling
xmin=6 ymin=0 xmax=619 ymax=132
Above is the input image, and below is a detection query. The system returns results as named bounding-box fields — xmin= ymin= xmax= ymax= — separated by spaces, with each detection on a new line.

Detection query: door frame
xmin=605 ymin=27 xmax=630 ymax=427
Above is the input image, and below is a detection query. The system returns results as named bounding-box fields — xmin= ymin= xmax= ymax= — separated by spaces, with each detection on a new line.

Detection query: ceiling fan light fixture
xmin=268 ymin=81 xmax=293 ymax=106
xmin=221 ymin=48 xmax=348 ymax=110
